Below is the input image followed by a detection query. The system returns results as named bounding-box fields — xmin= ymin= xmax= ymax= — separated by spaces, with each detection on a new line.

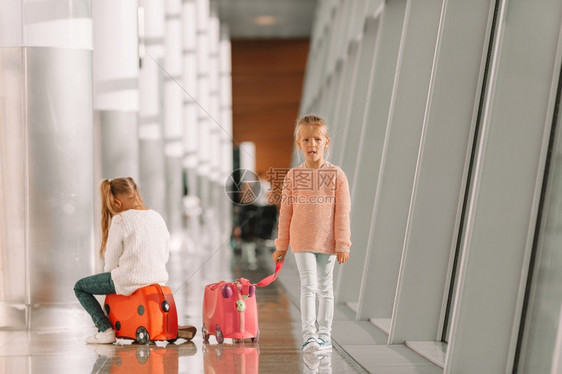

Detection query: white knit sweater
xmin=104 ymin=209 xmax=170 ymax=296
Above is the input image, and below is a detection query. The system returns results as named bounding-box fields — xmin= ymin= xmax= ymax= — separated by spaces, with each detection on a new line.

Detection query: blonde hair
xmin=294 ymin=115 xmax=331 ymax=160
xmin=99 ymin=177 xmax=143 ymax=258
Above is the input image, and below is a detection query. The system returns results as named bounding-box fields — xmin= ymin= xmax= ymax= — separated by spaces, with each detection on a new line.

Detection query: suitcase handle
xmin=155 ymin=284 xmax=166 ymax=299
xmin=235 ymin=259 xmax=284 ymax=288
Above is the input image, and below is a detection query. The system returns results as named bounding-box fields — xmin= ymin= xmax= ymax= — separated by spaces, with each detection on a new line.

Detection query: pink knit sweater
xmin=275 ymin=162 xmax=352 ymax=254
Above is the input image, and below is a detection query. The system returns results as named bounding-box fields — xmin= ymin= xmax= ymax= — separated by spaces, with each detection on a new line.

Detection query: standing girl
xmin=272 ymin=115 xmax=352 ymax=352
xmin=74 ymin=177 xmax=170 ymax=344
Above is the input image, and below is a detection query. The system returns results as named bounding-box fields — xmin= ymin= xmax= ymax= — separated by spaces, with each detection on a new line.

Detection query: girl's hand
xmin=337 ymin=252 xmax=349 ymax=264
xmin=272 ymin=250 xmax=287 ymax=263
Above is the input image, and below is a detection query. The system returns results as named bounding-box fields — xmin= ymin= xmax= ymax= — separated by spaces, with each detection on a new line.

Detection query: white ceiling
xmin=213 ymin=0 xmax=318 ymax=39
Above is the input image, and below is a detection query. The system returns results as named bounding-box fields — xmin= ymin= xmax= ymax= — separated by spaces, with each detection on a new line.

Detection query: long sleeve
xmin=274 ymin=170 xmax=293 ymax=251
xmin=334 ymin=169 xmax=352 ymax=252
xmin=104 ymin=209 xmax=170 ymax=296
xmin=103 ymin=216 xmax=125 ymax=272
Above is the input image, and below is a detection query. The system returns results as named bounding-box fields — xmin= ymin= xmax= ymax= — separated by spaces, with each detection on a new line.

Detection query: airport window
xmin=517 ymin=71 xmax=562 ymax=373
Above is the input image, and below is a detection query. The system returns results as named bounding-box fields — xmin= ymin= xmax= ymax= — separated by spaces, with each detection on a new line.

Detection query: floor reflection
xmin=203 ymin=342 xmax=260 ymax=374
xmin=302 ymin=352 xmax=332 ymax=374
xmin=88 ymin=342 xmax=197 ymax=374
xmin=86 ymin=339 xmax=335 ymax=374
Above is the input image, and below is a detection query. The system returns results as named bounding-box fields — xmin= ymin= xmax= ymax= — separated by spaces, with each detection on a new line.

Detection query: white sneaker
xmin=86 ymin=328 xmax=116 ymax=344
xmin=302 ymin=337 xmax=319 ymax=353
xmin=303 ymin=352 xmax=320 ymax=370
xmin=316 ymin=337 xmax=332 ymax=351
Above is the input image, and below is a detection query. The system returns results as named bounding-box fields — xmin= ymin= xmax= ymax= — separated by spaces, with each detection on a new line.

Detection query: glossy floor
xmin=0 ymin=238 xmax=442 ymax=373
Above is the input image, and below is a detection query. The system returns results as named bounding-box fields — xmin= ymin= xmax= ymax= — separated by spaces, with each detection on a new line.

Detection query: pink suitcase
xmin=202 ymin=260 xmax=283 ymax=344
xmin=203 ymin=343 xmax=259 ymax=373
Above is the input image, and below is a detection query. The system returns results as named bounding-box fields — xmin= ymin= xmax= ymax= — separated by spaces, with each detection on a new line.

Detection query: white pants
xmin=294 ymin=252 xmax=336 ymax=341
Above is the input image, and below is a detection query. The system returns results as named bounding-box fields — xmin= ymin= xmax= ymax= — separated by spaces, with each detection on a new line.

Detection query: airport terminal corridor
xmin=2 ymin=0 xmax=562 ymax=373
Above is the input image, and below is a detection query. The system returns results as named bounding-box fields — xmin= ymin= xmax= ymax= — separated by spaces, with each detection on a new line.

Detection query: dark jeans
xmin=74 ymin=272 xmax=115 ymax=332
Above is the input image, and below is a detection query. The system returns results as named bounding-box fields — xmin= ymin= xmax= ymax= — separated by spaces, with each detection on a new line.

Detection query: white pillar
xmin=220 ymin=27 xmax=234 ymax=240
xmin=138 ymin=0 xmax=167 ymax=217
xmin=0 ymin=0 xmax=94 ymax=330
xmin=182 ymin=0 xmax=202 ymax=247
xmin=209 ymin=15 xmax=222 ymax=189
xmin=197 ymin=0 xmax=211 ymax=213
xmin=182 ymin=0 xmax=199 ymax=196
xmin=92 ymin=0 xmax=140 ymax=180
xmin=164 ymin=0 xmax=185 ymax=239
xmin=208 ymin=14 xmax=222 ymax=244
xmin=240 ymin=142 xmax=257 ymax=173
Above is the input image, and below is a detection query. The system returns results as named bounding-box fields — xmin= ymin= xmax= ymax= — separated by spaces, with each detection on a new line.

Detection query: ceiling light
xmin=253 ymin=16 xmax=278 ymax=26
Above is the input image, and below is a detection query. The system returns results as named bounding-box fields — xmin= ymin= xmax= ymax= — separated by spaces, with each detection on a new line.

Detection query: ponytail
xmin=100 ymin=180 xmax=114 ymax=258
xmin=99 ymin=177 xmax=144 ymax=258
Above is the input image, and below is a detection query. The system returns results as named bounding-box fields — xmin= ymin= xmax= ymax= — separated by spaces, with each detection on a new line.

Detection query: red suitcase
xmin=108 ymin=345 xmax=179 ymax=373
xmin=202 ymin=260 xmax=283 ymax=344
xmin=104 ymin=284 xmax=178 ymax=344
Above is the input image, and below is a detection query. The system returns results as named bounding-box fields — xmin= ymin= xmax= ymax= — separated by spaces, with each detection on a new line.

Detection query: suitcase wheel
xmin=136 ymin=326 xmax=149 ymax=345
xmin=216 ymin=325 xmax=224 ymax=344
xmin=137 ymin=346 xmax=150 ymax=364
xmin=251 ymin=329 xmax=260 ymax=343
xmin=202 ymin=323 xmax=210 ymax=342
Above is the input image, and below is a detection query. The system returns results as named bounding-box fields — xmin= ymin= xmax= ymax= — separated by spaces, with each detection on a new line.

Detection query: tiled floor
xmin=0 ymin=235 xmax=443 ymax=373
